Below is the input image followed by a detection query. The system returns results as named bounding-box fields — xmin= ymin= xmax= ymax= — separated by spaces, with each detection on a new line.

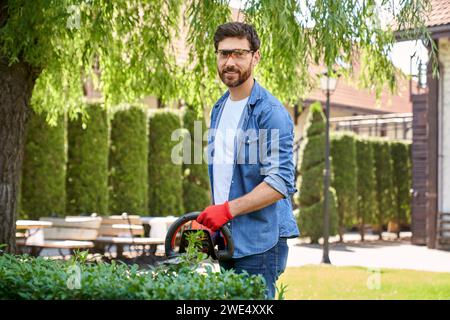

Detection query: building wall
xmin=438 ymin=38 xmax=450 ymax=237
xmin=411 ymin=94 xmax=430 ymax=245
xmin=410 ymin=41 xmax=441 ymax=248
xmin=288 ymin=105 xmax=372 ymax=142
xmin=289 ymin=104 xmax=411 ymax=143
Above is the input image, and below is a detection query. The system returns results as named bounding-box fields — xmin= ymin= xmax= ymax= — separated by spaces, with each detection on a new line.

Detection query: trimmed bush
xmin=355 ymin=137 xmax=378 ymax=240
xmin=148 ymin=111 xmax=184 ymax=216
xmin=299 ymin=188 xmax=338 ymax=244
xmin=331 ymin=132 xmax=358 ymax=239
xmin=0 ymin=253 xmax=266 ymax=299
xmin=66 ymin=104 xmax=109 ymax=215
xmin=297 ymin=102 xmax=338 ymax=243
xmin=298 ymin=163 xmax=325 ymax=205
xmin=20 ymin=111 xmax=66 ymax=218
xmin=299 ymin=135 xmax=326 ymax=171
xmin=182 ymin=107 xmax=211 ymax=212
xmin=406 ymin=142 xmax=412 ymax=224
xmin=372 ymin=139 xmax=395 ymax=233
xmin=391 ymin=140 xmax=412 ymax=228
xmin=109 ymin=106 xmax=148 ymax=215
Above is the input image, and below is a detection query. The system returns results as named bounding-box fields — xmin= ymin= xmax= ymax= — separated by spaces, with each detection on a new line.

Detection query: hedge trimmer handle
xmin=165 ymin=211 xmax=234 ymax=262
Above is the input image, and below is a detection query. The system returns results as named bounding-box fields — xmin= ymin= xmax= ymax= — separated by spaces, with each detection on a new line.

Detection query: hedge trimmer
xmin=164 ymin=212 xmax=234 ymax=264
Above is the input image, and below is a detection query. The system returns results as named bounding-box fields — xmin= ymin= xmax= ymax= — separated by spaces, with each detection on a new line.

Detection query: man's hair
xmin=214 ymin=22 xmax=260 ymax=52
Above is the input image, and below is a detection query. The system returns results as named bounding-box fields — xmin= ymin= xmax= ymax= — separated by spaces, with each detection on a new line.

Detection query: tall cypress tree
xmin=355 ymin=137 xmax=378 ymax=241
xmin=331 ymin=132 xmax=358 ymax=241
xmin=182 ymin=107 xmax=210 ymax=213
xmin=109 ymin=106 xmax=149 ymax=215
xmin=372 ymin=139 xmax=395 ymax=238
xmin=148 ymin=111 xmax=184 ymax=216
xmin=297 ymin=102 xmax=338 ymax=244
xmin=20 ymin=111 xmax=66 ymax=219
xmin=390 ymin=140 xmax=412 ymax=236
xmin=66 ymin=104 xmax=109 ymax=216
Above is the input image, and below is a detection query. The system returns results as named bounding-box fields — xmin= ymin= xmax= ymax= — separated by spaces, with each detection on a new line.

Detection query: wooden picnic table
xmin=16 ymin=219 xmax=100 ymax=257
xmin=16 ymin=220 xmax=53 ymax=230
xmin=16 ymin=220 xmax=54 ymax=255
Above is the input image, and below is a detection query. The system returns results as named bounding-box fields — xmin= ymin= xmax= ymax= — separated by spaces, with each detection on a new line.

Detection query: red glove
xmin=196 ymin=201 xmax=233 ymax=232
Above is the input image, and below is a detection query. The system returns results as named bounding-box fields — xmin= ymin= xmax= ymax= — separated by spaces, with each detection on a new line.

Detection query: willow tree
xmin=0 ymin=0 xmax=436 ymax=252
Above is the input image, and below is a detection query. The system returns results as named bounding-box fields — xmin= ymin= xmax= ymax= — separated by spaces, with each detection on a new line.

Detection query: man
xmin=196 ymin=22 xmax=300 ymax=299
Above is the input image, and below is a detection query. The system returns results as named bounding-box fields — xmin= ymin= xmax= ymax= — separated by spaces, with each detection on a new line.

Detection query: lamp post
xmin=320 ymin=71 xmax=338 ymax=264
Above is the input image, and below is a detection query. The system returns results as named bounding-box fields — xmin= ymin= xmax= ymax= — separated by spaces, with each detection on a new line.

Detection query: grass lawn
xmin=277 ymin=265 xmax=450 ymax=300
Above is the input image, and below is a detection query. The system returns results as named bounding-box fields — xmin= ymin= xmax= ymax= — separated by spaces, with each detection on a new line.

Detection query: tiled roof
xmin=426 ymin=0 xmax=450 ymax=28
xmin=306 ymin=76 xmax=413 ymax=114
xmin=304 ymin=62 xmax=414 ymax=113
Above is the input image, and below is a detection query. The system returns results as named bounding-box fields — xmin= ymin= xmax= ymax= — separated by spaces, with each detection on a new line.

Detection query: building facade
xmin=410 ymin=0 xmax=450 ymax=249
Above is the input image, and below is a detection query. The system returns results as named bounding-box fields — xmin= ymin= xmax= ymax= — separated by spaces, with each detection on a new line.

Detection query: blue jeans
xmin=219 ymin=237 xmax=289 ymax=299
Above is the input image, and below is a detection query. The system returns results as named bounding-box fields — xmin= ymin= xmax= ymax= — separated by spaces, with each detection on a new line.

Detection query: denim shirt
xmin=207 ymin=79 xmax=300 ymax=258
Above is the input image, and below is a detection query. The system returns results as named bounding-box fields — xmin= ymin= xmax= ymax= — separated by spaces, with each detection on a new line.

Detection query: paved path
xmin=287 ymin=232 xmax=450 ymax=273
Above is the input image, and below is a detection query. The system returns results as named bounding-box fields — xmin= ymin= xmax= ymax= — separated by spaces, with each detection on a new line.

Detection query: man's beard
xmin=218 ymin=62 xmax=252 ymax=88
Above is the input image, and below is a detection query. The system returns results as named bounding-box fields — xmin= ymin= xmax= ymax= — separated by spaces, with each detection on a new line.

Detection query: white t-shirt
xmin=213 ymin=96 xmax=249 ymax=204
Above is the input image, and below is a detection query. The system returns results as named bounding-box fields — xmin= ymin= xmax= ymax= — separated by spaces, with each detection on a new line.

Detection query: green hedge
xmin=331 ymin=132 xmax=358 ymax=238
xmin=406 ymin=142 xmax=412 ymax=225
xmin=297 ymin=102 xmax=338 ymax=243
xmin=355 ymin=137 xmax=378 ymax=238
xmin=148 ymin=111 xmax=184 ymax=216
xmin=66 ymin=104 xmax=109 ymax=215
xmin=372 ymin=139 xmax=395 ymax=231
xmin=0 ymin=253 xmax=266 ymax=299
xmin=20 ymin=111 xmax=66 ymax=219
xmin=298 ymin=188 xmax=338 ymax=244
xmin=391 ymin=140 xmax=412 ymax=227
xmin=182 ymin=107 xmax=210 ymax=212
xmin=109 ymin=106 xmax=148 ymax=215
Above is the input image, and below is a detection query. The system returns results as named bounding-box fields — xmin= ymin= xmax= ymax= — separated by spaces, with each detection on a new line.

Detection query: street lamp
xmin=320 ymin=70 xmax=338 ymax=264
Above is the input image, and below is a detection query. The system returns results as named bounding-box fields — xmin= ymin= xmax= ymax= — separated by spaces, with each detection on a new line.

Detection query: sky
xmin=390 ymin=40 xmax=429 ymax=76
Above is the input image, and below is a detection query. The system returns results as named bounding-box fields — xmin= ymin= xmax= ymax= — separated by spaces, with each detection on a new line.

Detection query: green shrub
xmin=148 ymin=111 xmax=184 ymax=216
xmin=0 ymin=252 xmax=266 ymax=300
xmin=390 ymin=140 xmax=412 ymax=227
xmin=372 ymin=139 xmax=395 ymax=230
xmin=297 ymin=102 xmax=338 ymax=243
xmin=298 ymin=188 xmax=338 ymax=243
xmin=20 ymin=111 xmax=66 ymax=218
xmin=331 ymin=132 xmax=358 ymax=237
xmin=406 ymin=142 xmax=412 ymax=225
xmin=298 ymin=163 xmax=324 ymax=205
xmin=66 ymin=104 xmax=109 ymax=215
xmin=182 ymin=107 xmax=211 ymax=212
xmin=109 ymin=106 xmax=148 ymax=215
xmin=299 ymin=135 xmax=325 ymax=171
xmin=355 ymin=137 xmax=378 ymax=238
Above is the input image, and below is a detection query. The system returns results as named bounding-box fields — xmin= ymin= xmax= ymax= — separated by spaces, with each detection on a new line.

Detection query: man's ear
xmin=253 ymin=50 xmax=260 ymax=66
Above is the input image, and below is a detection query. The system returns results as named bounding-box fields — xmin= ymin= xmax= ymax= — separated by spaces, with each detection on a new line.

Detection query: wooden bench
xmin=94 ymin=214 xmax=165 ymax=258
xmin=17 ymin=216 xmax=101 ymax=257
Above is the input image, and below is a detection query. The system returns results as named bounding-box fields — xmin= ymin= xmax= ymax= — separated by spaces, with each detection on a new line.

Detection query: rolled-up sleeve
xmin=258 ymin=103 xmax=297 ymax=198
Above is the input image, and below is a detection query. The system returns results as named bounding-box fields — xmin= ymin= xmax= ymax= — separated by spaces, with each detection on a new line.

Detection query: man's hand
xmin=196 ymin=201 xmax=233 ymax=232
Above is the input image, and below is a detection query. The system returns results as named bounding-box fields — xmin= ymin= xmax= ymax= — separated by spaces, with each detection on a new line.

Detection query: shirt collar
xmin=213 ymin=78 xmax=262 ymax=109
